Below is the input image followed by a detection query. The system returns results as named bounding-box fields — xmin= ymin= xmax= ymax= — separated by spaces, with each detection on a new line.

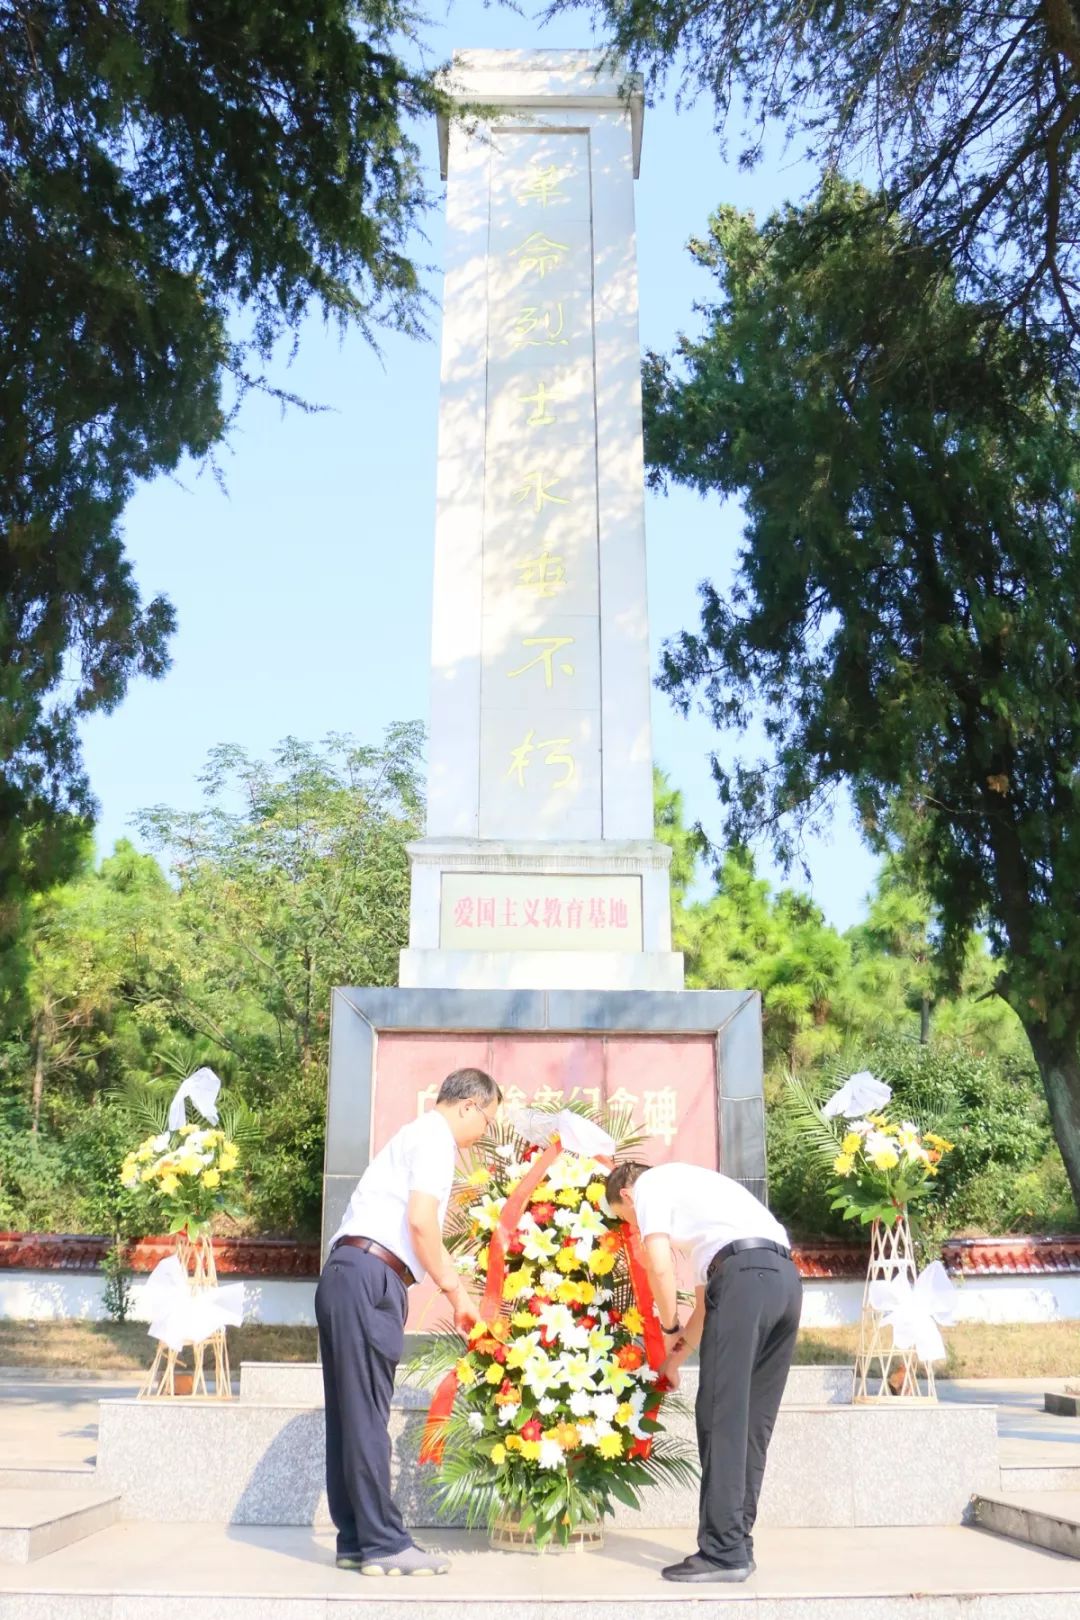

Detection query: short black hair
xmin=604 ymin=1160 xmax=648 ymax=1207
xmin=436 ymin=1068 xmax=502 ymax=1107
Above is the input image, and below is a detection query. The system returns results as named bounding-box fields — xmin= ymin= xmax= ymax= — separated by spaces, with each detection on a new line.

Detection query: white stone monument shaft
xmin=402 ymin=51 xmax=682 ymax=991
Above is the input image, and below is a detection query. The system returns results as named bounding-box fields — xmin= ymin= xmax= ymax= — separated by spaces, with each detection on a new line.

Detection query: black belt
xmin=707 ymin=1238 xmax=792 ymax=1280
xmin=332 ymin=1235 xmax=417 ymax=1288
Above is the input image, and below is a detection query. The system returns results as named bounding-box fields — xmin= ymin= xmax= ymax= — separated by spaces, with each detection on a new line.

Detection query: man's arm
xmin=642 ymin=1232 xmax=682 ymax=1340
xmin=407 ymin=1191 xmax=478 ymax=1334
xmin=660 ymin=1286 xmax=705 ymax=1389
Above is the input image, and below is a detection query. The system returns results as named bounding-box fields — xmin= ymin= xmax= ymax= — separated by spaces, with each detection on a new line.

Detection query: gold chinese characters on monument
xmin=478 ymin=135 xmax=602 ymax=840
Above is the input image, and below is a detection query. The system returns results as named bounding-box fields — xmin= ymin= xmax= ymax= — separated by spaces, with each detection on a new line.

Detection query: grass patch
xmin=795 ymin=1320 xmax=1080 ymax=1379
xmin=2 ymin=1317 xmax=1079 ymax=1378
xmin=0 ymin=1319 xmax=317 ymax=1372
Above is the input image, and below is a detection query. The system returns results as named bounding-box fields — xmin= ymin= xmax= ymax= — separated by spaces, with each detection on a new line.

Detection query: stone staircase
xmin=87 ymin=1360 xmax=1000 ymax=1529
xmin=0 ymin=1486 xmax=121 ymax=1564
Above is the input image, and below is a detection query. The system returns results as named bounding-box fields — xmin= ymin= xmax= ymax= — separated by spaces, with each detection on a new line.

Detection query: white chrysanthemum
xmin=467 ymin=1412 xmax=485 ymax=1434
xmin=152 ymin=1133 xmax=171 ymax=1153
xmin=590 ymin=1393 xmax=619 ymax=1421
xmin=568 ymin=1389 xmax=593 ymax=1418
xmin=553 ymin=1207 xmax=577 ymax=1229
xmin=497 ymin=1404 xmax=517 ymax=1427
xmin=560 ymin=1322 xmax=591 ymax=1352
xmin=864 ymin=1131 xmax=895 ymax=1159
xmin=538 ymin=1438 xmax=565 ymax=1470
xmin=494 ymin=1143 xmax=516 ymax=1160
xmin=592 ymin=1418 xmax=615 ymax=1438
xmin=538 ymin=1397 xmax=559 ymax=1416
xmin=574 ymin=1236 xmax=596 ymax=1262
xmin=577 ymin=1423 xmax=598 ymax=1447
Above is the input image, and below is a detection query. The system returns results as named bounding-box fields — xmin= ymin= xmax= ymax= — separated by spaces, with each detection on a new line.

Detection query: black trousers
xmin=314 ymin=1244 xmax=412 ymax=1560
xmin=695 ymin=1250 xmax=802 ymax=1567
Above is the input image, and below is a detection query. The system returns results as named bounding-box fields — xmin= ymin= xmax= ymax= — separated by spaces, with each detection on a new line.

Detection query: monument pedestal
xmin=401 ymin=837 xmax=683 ymax=990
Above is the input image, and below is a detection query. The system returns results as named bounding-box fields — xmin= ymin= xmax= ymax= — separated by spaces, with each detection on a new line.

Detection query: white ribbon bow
xmin=822 ymin=1070 xmax=892 ymax=1119
xmin=868 ymin=1260 xmax=957 ymax=1363
xmin=167 ymin=1067 xmax=222 ymax=1133
xmin=512 ymin=1108 xmax=617 ymax=1159
xmin=141 ymin=1254 xmax=245 ymax=1353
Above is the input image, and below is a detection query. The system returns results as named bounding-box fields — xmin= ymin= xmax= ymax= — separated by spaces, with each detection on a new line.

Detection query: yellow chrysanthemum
xmin=584 ymin=1182 xmax=606 ymax=1204
xmin=521 ymin=1440 xmax=541 ymax=1462
xmin=202 ymin=1169 xmax=221 ymax=1189
xmin=556 ymin=1187 xmax=583 ymax=1207
xmin=179 ymin=1123 xmax=196 ymax=1138
xmin=622 ymin=1306 xmax=643 ymax=1334
xmin=841 ymin=1133 xmax=861 ymax=1155
xmin=575 ymin=1281 xmax=597 ymax=1306
xmin=555 ymin=1281 xmax=579 ymax=1306
xmin=466 ymin=1167 xmax=491 ymax=1187
xmin=503 ymin=1268 xmax=535 ymax=1301
xmin=529 ymin=1183 xmax=554 ymax=1204
xmin=505 ymin=1435 xmax=524 ymax=1452
xmin=872 ymin=1149 xmax=899 ymax=1171
xmin=588 ymin=1249 xmax=616 ymax=1276
xmin=456 ymin=1358 xmax=477 ymax=1385
xmin=597 ymin=1432 xmax=623 ymax=1459
xmin=511 ymin=1311 xmax=535 ymax=1329
xmin=555 ymin=1248 xmax=579 ymax=1274
xmin=833 ymin=1153 xmax=855 ymax=1176
xmin=176 ymin=1154 xmax=201 ymax=1177
xmin=490 ymin=1443 xmax=506 ymax=1465
xmin=159 ymin=1174 xmax=180 ymax=1195
xmin=615 ymin=1402 xmax=635 ymax=1427
xmin=485 ymin=1362 xmax=504 ymax=1385
xmin=219 ymin=1144 xmax=239 ymax=1171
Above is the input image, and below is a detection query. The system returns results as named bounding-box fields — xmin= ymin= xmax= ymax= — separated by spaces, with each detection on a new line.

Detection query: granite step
xmin=2 ymin=1521 xmax=1080 ymax=1619
xmin=238 ymin=1358 xmax=857 ymax=1406
xmin=973 ymin=1491 xmax=1080 ymax=1560
xmin=94 ymin=1393 xmax=999 ymax=1529
xmin=0 ymin=1466 xmax=98 ymax=1492
xmin=1044 ymin=1392 xmax=1080 ymax=1417
xmin=0 ymin=1488 xmax=121 ymax=1565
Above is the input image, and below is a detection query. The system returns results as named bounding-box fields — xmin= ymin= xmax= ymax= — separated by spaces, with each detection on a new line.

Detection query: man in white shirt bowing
xmin=605 ymin=1160 xmax=801 ymax=1584
xmin=316 ymin=1067 xmax=501 ymax=1577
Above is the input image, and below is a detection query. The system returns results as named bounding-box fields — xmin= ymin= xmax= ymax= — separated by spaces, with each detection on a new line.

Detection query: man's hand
xmin=447 ymin=1283 xmax=479 ymax=1336
xmin=660 ymin=1338 xmax=689 ymax=1390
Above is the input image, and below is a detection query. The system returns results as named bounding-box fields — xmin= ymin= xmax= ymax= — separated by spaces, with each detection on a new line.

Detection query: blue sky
xmin=79 ymin=3 xmax=879 ymax=931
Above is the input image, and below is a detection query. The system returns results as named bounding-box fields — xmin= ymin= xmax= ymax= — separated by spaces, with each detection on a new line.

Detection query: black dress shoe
xmin=661 ymin=1553 xmax=756 ymax=1583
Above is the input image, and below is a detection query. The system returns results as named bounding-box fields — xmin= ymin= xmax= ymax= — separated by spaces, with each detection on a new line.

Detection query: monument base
xmin=403 ymin=838 xmax=683 ymax=990
xmin=399 ymin=947 xmax=683 ymax=991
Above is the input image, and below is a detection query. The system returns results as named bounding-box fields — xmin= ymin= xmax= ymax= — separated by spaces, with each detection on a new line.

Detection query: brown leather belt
xmin=332 ymin=1235 xmax=417 ymax=1288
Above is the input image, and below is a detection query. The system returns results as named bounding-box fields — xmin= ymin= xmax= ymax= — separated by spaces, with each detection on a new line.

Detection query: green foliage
xmin=767 ymin=1037 xmax=1076 ymax=1242
xmin=558 ymin=0 xmax=1080 ymax=366
xmin=0 ymin=2 xmax=443 ymax=925
xmin=101 ymin=1241 xmax=134 ymax=1324
xmin=646 ymin=178 xmax=1080 ymax=1204
xmin=0 ymin=726 xmax=423 ymax=1238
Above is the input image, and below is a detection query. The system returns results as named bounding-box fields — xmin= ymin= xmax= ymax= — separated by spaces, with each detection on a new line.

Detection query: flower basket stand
xmin=489 ymin=1515 xmax=604 ymax=1554
xmin=140 ymin=1229 xmax=232 ymax=1400
xmin=853 ymin=1212 xmax=937 ymax=1404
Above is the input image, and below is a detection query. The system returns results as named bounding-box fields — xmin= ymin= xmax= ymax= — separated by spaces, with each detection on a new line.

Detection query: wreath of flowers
xmin=409 ymin=1108 xmax=696 ymax=1547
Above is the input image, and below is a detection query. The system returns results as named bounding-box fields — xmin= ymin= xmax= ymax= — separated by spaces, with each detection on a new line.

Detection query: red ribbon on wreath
xmin=419 ymin=1144 xmax=672 ymax=1465
xmin=419 ymin=1139 xmax=561 ymax=1463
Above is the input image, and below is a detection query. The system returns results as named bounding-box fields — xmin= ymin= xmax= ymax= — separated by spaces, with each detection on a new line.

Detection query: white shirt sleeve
xmin=406 ymin=1123 xmax=455 ymax=1200
xmin=633 ymin=1170 xmax=674 ymax=1240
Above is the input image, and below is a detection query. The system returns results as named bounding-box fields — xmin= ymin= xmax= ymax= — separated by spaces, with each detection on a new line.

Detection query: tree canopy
xmin=563 ymin=1 xmax=1080 ymax=357
xmin=645 ymin=179 xmax=1080 ymax=1204
xmin=0 ymin=2 xmax=441 ymax=915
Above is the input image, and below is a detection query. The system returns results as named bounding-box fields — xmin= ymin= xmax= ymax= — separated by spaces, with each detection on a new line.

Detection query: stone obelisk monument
xmin=321 ymin=51 xmax=765 ymax=1260
xmin=400 ymin=50 xmax=682 ymax=993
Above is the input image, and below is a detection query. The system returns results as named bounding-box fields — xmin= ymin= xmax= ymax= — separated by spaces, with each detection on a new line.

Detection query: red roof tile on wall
xmin=2 ymin=1231 xmax=1079 ymax=1278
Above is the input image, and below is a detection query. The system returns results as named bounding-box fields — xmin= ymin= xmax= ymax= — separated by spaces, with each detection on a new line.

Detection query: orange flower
xmin=475 ymin=1337 xmax=500 ymax=1357
xmin=552 ymin=1422 xmax=580 ymax=1451
xmin=598 ymin=1231 xmax=621 ymax=1254
xmin=494 ymin=1386 xmax=522 ymax=1407
xmin=615 ymin=1343 xmax=645 ymax=1371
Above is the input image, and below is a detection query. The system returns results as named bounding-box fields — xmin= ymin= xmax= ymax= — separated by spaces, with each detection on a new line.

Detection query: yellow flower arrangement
xmin=120 ymin=1118 xmax=243 ymax=1241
